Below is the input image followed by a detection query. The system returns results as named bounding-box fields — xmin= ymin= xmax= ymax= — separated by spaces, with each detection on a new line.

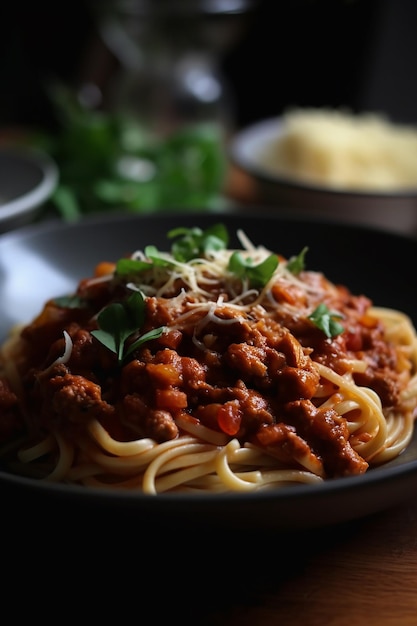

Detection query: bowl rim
xmin=0 ymin=210 xmax=417 ymax=530
xmin=0 ymin=147 xmax=59 ymax=222
xmin=230 ymin=115 xmax=417 ymax=199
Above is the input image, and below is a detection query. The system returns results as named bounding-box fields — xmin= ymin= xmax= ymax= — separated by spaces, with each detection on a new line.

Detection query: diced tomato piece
xmin=155 ymin=388 xmax=188 ymax=410
xmin=217 ymin=401 xmax=241 ymax=436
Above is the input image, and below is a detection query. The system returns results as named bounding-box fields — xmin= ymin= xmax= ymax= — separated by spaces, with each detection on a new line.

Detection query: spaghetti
xmin=0 ymin=223 xmax=416 ymax=494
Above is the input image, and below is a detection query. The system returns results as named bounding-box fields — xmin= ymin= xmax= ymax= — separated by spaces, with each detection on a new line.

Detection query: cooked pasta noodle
xmin=0 ymin=223 xmax=416 ymax=494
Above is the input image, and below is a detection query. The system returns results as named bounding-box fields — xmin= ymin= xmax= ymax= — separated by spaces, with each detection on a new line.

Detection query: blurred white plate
xmin=230 ymin=117 xmax=417 ymax=236
xmin=0 ymin=146 xmax=58 ymax=232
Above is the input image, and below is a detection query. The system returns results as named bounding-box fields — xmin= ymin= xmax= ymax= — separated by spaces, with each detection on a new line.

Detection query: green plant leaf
xmin=27 ymin=84 xmax=227 ymax=220
xmin=308 ymin=303 xmax=344 ymax=338
xmin=228 ymin=251 xmax=279 ymax=288
xmin=53 ymin=294 xmax=87 ymax=308
xmin=168 ymin=223 xmax=229 ymax=262
xmin=124 ymin=327 xmax=166 ymax=359
xmin=286 ymin=246 xmax=308 ymax=274
xmin=91 ymin=291 xmax=165 ymax=364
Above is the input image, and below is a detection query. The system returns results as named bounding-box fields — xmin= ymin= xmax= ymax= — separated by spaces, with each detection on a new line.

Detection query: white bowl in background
xmin=230 ymin=116 xmax=417 ymax=236
xmin=0 ymin=147 xmax=58 ymax=232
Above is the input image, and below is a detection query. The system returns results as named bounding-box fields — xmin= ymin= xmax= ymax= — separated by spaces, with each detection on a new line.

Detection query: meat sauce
xmin=0 ymin=260 xmax=406 ymax=480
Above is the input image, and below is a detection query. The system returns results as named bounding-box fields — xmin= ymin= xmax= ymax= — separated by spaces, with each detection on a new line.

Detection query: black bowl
xmin=0 ymin=210 xmax=416 ymax=535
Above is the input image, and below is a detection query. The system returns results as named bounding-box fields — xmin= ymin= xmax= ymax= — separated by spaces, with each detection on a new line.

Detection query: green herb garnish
xmin=115 ymin=245 xmax=173 ymax=279
xmin=26 ymin=83 xmax=227 ymax=221
xmin=228 ymin=251 xmax=279 ymax=288
xmin=91 ymin=291 xmax=165 ymax=364
xmin=144 ymin=245 xmax=173 ymax=267
xmin=115 ymin=258 xmax=153 ymax=277
xmin=168 ymin=223 xmax=228 ymax=262
xmin=286 ymin=246 xmax=308 ymax=275
xmin=308 ymin=303 xmax=344 ymax=338
xmin=53 ymin=294 xmax=87 ymax=308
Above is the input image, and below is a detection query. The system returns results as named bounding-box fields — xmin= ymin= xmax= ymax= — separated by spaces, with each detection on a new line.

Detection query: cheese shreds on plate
xmin=261 ymin=109 xmax=417 ymax=191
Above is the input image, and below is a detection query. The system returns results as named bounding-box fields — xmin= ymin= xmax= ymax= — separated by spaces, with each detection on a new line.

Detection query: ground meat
xmin=283 ymin=399 xmax=369 ymax=476
xmin=3 ymin=258 xmax=411 ymax=484
xmin=35 ymin=364 xmax=115 ymax=429
xmin=122 ymin=394 xmax=179 ymax=441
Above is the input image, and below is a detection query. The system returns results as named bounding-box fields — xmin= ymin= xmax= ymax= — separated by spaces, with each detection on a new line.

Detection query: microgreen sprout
xmin=308 ymin=303 xmax=344 ymax=338
xmin=91 ymin=291 xmax=165 ymax=364
xmin=53 ymin=294 xmax=87 ymax=309
xmin=167 ymin=223 xmax=228 ymax=262
xmin=115 ymin=245 xmax=173 ymax=279
xmin=228 ymin=251 xmax=279 ymax=288
xmin=286 ymin=246 xmax=308 ymax=275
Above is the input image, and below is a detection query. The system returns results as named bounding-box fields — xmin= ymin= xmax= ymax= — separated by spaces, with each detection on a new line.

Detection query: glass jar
xmin=95 ymin=0 xmax=257 ymax=137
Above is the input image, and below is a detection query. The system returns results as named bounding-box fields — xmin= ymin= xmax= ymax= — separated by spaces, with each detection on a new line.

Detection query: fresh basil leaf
xmin=116 ymin=258 xmax=152 ymax=277
xmin=228 ymin=251 xmax=278 ymax=288
xmin=53 ymin=294 xmax=87 ymax=308
xmin=308 ymin=303 xmax=344 ymax=338
xmin=90 ymin=328 xmax=119 ymax=358
xmin=91 ymin=291 xmax=164 ymax=364
xmin=116 ymin=249 xmax=173 ymax=279
xmin=286 ymin=246 xmax=308 ymax=274
xmin=124 ymin=327 xmax=166 ymax=358
xmin=124 ymin=291 xmax=146 ymax=329
xmin=168 ymin=223 xmax=228 ymax=262
xmin=92 ymin=302 xmax=131 ymax=361
xmin=144 ymin=245 xmax=173 ymax=267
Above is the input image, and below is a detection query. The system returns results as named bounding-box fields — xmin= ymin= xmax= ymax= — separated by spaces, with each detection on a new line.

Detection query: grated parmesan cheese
xmin=261 ymin=108 xmax=417 ymax=191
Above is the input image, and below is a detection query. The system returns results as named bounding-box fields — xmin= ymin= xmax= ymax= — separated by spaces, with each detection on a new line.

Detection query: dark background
xmin=0 ymin=0 xmax=417 ymax=132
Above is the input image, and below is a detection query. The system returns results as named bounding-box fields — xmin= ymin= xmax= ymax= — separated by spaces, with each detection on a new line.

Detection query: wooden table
xmin=5 ymin=485 xmax=417 ymax=624
xmin=194 ymin=499 xmax=417 ymax=625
